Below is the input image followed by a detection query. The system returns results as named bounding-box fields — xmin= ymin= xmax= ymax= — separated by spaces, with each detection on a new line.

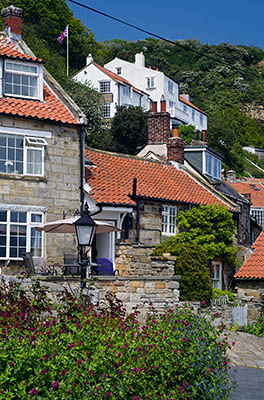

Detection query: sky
xmin=67 ymin=0 xmax=264 ymax=49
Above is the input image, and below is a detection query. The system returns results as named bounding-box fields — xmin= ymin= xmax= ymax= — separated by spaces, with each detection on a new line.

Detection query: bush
xmin=154 ymin=243 xmax=213 ymax=303
xmin=0 ymin=280 xmax=232 ymax=399
xmin=212 ymin=289 xmax=236 ymax=303
xmin=240 ymin=313 xmax=264 ymax=337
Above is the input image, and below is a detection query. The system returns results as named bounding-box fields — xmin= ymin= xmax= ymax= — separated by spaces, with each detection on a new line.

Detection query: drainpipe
xmin=132 ymin=178 xmax=140 ymax=243
xmin=79 ymin=119 xmax=85 ymax=216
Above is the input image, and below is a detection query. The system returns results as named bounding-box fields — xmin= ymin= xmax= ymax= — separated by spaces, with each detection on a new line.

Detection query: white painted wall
xmin=105 ymin=54 xmax=207 ymax=129
xmin=74 ymin=62 xmax=150 ymax=118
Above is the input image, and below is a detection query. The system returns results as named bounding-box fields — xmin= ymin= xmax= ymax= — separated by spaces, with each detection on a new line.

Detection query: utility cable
xmin=68 ymin=0 xmax=248 ymax=72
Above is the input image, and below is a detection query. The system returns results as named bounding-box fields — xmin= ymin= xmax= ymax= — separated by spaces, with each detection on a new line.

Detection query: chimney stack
xmin=1 ymin=5 xmax=23 ymax=41
xmin=147 ymin=111 xmax=170 ymax=144
xmin=135 ymin=52 xmax=145 ymax=67
xmin=86 ymin=54 xmax=93 ymax=65
xmin=201 ymin=130 xmax=207 ymax=142
xmin=167 ymin=137 xmax=184 ymax=164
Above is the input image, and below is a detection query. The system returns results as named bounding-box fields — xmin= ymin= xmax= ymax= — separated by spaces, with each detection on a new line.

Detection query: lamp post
xmin=74 ymin=202 xmax=96 ymax=289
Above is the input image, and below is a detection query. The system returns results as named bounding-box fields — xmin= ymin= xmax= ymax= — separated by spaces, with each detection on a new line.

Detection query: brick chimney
xmin=1 ymin=5 xmax=23 ymax=41
xmin=167 ymin=137 xmax=184 ymax=164
xmin=147 ymin=97 xmax=170 ymax=144
xmin=201 ymin=129 xmax=207 ymax=142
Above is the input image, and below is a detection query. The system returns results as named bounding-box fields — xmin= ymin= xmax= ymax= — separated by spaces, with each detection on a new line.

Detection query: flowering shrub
xmin=0 ymin=280 xmax=233 ymax=399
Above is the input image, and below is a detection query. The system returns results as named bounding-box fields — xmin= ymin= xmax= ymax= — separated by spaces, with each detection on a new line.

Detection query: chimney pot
xmin=1 ymin=5 xmax=23 ymax=40
xmin=152 ymin=102 xmax=157 ymax=112
xmin=201 ymin=130 xmax=207 ymax=142
xmin=226 ymin=169 xmax=236 ymax=183
xmin=160 ymin=95 xmax=166 ymax=112
xmin=172 ymin=125 xmax=179 ymax=138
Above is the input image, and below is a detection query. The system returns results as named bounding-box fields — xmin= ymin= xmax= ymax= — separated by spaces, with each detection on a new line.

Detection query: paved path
xmin=230 ymin=366 xmax=264 ymax=400
xmin=226 ymin=331 xmax=264 ymax=369
xmin=225 ymin=332 xmax=264 ymax=399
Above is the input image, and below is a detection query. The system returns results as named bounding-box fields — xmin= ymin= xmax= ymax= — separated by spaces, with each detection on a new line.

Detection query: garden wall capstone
xmin=0 ymin=274 xmax=181 ymax=319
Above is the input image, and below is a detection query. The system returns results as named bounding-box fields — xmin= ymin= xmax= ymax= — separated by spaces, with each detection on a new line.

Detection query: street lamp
xmin=74 ymin=202 xmax=96 ymax=289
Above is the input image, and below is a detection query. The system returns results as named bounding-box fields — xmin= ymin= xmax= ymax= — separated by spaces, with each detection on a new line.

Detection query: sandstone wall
xmin=0 ymin=117 xmax=80 ymax=272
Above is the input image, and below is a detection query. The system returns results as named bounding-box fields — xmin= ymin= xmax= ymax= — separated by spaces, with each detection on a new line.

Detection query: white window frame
xmin=99 ymin=80 xmax=111 ymax=93
xmin=146 ymin=77 xmax=155 ymax=89
xmin=251 ymin=207 xmax=264 ymax=227
xmin=162 ymin=205 xmax=177 ymax=235
xmin=103 ymin=103 xmax=111 ymax=118
xmin=205 ymin=153 xmax=221 ymax=180
xmin=4 ymin=60 xmax=40 ymax=100
xmin=0 ymin=208 xmax=44 ymax=260
xmin=0 ymin=133 xmax=46 ymax=177
xmin=168 ymin=80 xmax=174 ymax=94
xmin=122 ymin=85 xmax=131 ymax=97
xmin=211 ymin=261 xmax=222 ymax=289
xmin=192 ymin=109 xmax=195 ymax=121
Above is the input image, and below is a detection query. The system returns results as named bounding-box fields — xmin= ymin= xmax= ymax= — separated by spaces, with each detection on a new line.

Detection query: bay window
xmin=0 ymin=134 xmax=47 ymax=176
xmin=4 ymin=61 xmax=39 ymax=99
xmin=162 ymin=205 xmax=177 ymax=235
xmin=0 ymin=208 xmax=43 ymax=259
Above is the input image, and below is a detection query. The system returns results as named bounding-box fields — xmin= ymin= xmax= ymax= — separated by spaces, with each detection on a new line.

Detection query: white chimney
xmin=135 ymin=52 xmax=145 ymax=67
xmin=86 ymin=54 xmax=93 ymax=65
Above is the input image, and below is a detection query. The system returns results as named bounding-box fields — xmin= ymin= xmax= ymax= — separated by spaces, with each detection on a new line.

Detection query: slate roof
xmin=0 ymin=34 xmax=78 ymax=125
xmin=228 ymin=180 xmax=264 ymax=207
xmin=85 ymin=147 xmax=235 ymax=209
xmin=235 ymin=231 xmax=264 ymax=279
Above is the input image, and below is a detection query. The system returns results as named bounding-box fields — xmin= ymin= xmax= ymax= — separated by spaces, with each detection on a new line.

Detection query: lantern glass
xmin=75 ymin=224 xmax=95 ymax=247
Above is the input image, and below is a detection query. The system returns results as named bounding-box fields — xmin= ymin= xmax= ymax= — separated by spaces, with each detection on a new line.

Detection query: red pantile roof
xmin=0 ymin=35 xmax=78 ymax=125
xmin=0 ymin=35 xmax=42 ymax=62
xmin=235 ymin=231 xmax=264 ymax=279
xmin=85 ymin=147 xmax=234 ymax=209
xmin=179 ymin=96 xmax=206 ymax=115
xmin=227 ymin=181 xmax=264 ymax=207
xmin=0 ymin=83 xmax=78 ymax=125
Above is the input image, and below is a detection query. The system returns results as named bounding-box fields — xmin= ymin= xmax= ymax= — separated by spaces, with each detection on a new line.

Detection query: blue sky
xmin=67 ymin=0 xmax=264 ymax=49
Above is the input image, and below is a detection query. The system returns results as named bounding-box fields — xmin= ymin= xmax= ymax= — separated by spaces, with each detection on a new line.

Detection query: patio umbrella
xmin=34 ymin=216 xmax=120 ymax=234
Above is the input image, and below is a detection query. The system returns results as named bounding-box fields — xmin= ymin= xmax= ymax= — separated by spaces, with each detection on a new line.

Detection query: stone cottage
xmin=0 ymin=5 xmax=84 ymax=274
xmin=84 ymin=126 xmax=239 ymax=289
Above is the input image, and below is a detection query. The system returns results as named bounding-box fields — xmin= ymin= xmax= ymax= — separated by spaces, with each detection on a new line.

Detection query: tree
xmin=154 ymin=204 xmax=237 ymax=265
xmin=161 ymin=243 xmax=213 ymax=302
xmin=109 ymin=106 xmax=149 ymax=154
xmin=58 ymin=76 xmax=104 ymax=139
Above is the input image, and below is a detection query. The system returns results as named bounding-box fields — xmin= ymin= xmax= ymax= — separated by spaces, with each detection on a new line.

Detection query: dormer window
xmin=4 ymin=61 xmax=39 ymax=99
xmin=205 ymin=153 xmax=221 ymax=180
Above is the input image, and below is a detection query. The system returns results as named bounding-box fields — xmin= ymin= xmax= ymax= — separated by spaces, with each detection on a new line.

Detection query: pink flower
xmin=52 ymin=381 xmax=59 ymax=390
xmin=105 ymin=392 xmax=111 ymax=398
xmin=60 ymin=369 xmax=67 ymax=375
xmin=9 ymin=362 xmax=15 ymax=367
xmin=40 ymin=369 xmax=46 ymax=375
xmin=29 ymin=388 xmax=38 ymax=396
xmin=67 ymin=390 xmax=72 ymax=395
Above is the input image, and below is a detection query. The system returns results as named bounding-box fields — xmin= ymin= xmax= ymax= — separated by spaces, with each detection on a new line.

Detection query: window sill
xmin=0 ymin=173 xmax=48 ymax=182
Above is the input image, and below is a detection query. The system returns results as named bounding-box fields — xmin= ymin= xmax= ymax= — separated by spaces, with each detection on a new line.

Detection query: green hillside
xmin=1 ymin=1 xmax=264 ymax=175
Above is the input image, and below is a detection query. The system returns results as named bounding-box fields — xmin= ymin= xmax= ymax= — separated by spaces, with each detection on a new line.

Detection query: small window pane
xmin=0 ymin=247 xmax=6 ymax=257
xmin=0 ymin=211 xmax=7 ymax=222
xmin=5 ymin=73 xmax=12 ymax=83
xmin=31 ymin=214 xmax=42 ymax=223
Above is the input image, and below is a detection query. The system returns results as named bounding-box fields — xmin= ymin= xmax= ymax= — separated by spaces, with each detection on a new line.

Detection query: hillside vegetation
xmin=1 ymin=1 xmax=264 ymax=174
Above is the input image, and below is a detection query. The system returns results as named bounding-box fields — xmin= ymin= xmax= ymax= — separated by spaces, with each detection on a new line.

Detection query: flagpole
xmin=66 ymin=25 xmax=69 ymax=77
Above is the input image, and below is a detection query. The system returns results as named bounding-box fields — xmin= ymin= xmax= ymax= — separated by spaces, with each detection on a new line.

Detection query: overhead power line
xmin=68 ymin=0 xmax=250 ymax=72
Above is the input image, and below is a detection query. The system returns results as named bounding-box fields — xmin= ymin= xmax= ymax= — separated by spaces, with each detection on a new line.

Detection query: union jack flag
xmin=57 ymin=26 xmax=68 ymax=44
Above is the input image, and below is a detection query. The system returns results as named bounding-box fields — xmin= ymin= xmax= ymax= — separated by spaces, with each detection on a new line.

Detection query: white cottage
xmin=73 ymin=55 xmax=151 ymax=118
